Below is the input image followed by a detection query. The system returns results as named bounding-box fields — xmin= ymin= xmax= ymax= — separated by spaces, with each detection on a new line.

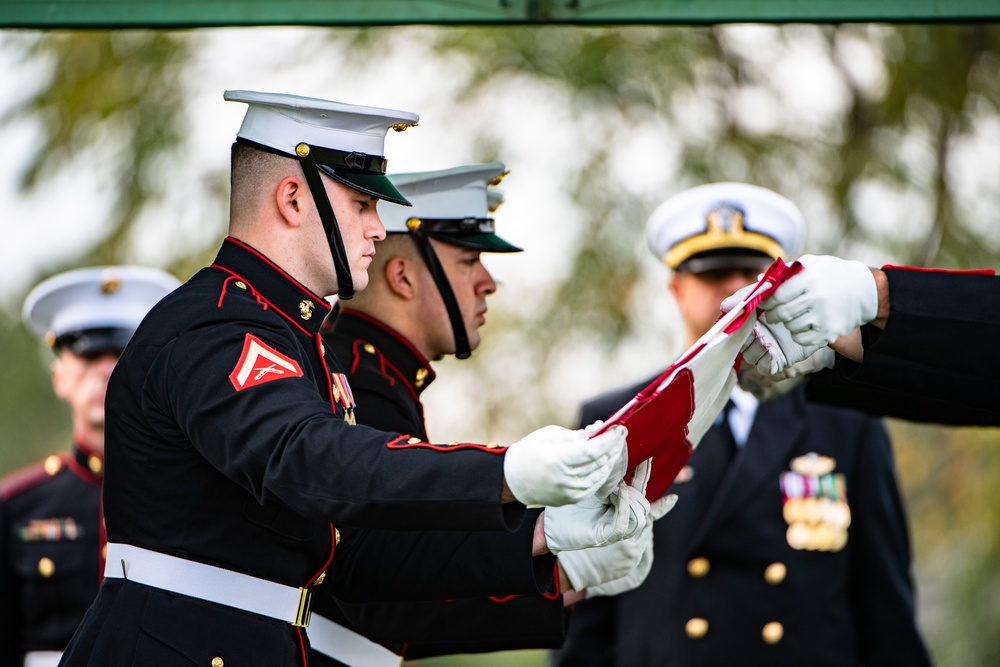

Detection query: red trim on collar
xmin=339 ymin=309 xmax=434 ymax=370
xmin=881 ymin=264 xmax=995 ymax=276
xmin=212 ymin=266 xmax=314 ymax=338
xmin=225 ymin=237 xmax=334 ymax=307
xmin=67 ymin=454 xmax=102 ymax=487
xmin=0 ymin=454 xmax=69 ymax=500
xmin=350 ymin=339 xmax=426 ymax=405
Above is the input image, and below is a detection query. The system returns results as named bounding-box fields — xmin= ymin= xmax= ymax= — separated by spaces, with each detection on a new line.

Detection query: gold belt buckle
xmin=291 ymin=587 xmax=313 ymax=627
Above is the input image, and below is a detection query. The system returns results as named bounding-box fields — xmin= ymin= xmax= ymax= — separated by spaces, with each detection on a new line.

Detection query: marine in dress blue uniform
xmin=0 ymin=266 xmax=178 ymax=667
xmin=59 ymin=92 xmax=627 ymax=667
xmin=312 ymin=164 xmax=568 ymax=665
xmin=555 ymin=183 xmax=930 ymax=666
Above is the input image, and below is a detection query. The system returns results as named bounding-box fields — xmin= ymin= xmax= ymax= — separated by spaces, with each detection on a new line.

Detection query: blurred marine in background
xmin=0 ymin=266 xmax=178 ymax=667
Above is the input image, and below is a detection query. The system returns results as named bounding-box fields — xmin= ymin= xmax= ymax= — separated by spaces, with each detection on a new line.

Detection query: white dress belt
xmin=104 ymin=542 xmax=313 ymax=626
xmin=308 ymin=614 xmax=403 ymax=667
xmin=23 ymin=651 xmax=63 ymax=667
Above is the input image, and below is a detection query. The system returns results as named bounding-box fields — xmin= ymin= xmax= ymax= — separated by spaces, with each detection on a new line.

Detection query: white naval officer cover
xmin=595 ymin=258 xmax=804 ymax=500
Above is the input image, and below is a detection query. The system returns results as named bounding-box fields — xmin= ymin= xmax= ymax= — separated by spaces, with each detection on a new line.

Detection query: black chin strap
xmin=409 ymin=233 xmax=472 ymax=359
xmin=295 ymin=143 xmax=355 ymax=300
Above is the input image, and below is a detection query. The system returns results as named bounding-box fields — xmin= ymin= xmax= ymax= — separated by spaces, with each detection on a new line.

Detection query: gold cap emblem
xmin=705 ymin=204 xmax=745 ymax=235
xmin=390 ymin=122 xmax=418 ymax=132
xmin=487 ymin=170 xmax=510 ymax=187
xmin=100 ymin=275 xmax=122 ymax=294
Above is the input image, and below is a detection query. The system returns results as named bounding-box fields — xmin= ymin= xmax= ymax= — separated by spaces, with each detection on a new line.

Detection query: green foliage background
xmin=1 ymin=23 xmax=999 ymax=665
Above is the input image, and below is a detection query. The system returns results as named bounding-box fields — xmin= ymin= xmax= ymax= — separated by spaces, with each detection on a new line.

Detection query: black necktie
xmin=685 ymin=400 xmax=736 ymax=499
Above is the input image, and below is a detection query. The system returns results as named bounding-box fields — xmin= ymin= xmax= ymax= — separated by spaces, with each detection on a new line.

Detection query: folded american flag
xmin=594 ymin=258 xmax=803 ymax=500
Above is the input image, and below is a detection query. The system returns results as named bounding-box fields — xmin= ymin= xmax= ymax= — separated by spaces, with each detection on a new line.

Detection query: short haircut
xmin=230 ymin=141 xmax=301 ymax=220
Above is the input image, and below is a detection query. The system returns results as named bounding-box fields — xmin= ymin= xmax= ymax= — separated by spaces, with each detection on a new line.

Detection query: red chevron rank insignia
xmin=229 ymin=333 xmax=304 ymax=391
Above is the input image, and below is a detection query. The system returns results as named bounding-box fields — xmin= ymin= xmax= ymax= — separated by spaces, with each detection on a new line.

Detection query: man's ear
xmin=384 ymin=256 xmax=416 ymax=300
xmin=51 ymin=357 xmax=68 ymax=401
xmin=275 ymin=175 xmax=307 ymax=227
xmin=668 ymin=272 xmax=682 ymax=300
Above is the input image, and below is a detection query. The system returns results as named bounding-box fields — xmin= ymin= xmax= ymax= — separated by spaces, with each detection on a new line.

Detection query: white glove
xmin=559 ymin=493 xmax=678 ymax=595
xmin=761 ymin=254 xmax=878 ymax=347
xmin=738 ymin=347 xmax=835 ymax=401
xmin=543 ymin=458 xmax=652 ymax=554
xmin=504 ymin=424 xmax=628 ymax=507
xmin=719 ymin=283 xmax=756 ymax=314
xmin=742 ymin=314 xmax=826 ymax=375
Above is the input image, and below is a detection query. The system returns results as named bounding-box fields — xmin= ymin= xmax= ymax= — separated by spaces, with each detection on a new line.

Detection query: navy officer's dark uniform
xmin=806 ymin=267 xmax=1000 ymax=426
xmin=0 ymin=449 xmax=102 ymax=667
xmin=557 ymin=181 xmax=930 ymax=667
xmin=555 ymin=379 xmax=931 ymax=667
xmin=313 ymin=308 xmax=567 ymax=664
xmin=59 ymin=238 xmax=543 ymax=666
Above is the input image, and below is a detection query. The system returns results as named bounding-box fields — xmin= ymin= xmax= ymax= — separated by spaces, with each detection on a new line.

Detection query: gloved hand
xmin=738 ymin=346 xmax=835 ymax=401
xmin=504 ymin=424 xmax=628 ymax=507
xmin=760 ymin=254 xmax=878 ymax=347
xmin=742 ymin=313 xmax=826 ymax=375
xmin=719 ymin=283 xmax=757 ymax=315
xmin=559 ymin=492 xmax=678 ymax=594
xmin=543 ymin=458 xmax=652 ymax=553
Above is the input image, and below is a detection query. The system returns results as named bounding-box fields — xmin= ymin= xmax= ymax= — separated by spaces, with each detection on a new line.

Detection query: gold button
xmin=685 ymin=617 xmax=708 ymax=639
xmin=88 ymin=455 xmax=104 ymax=476
xmin=762 ymin=621 xmax=784 ymax=644
xmin=44 ymin=455 xmax=62 ymax=476
xmin=687 ymin=557 xmax=710 ymax=578
xmin=415 ymin=367 xmax=428 ymax=388
xmin=407 ymin=437 xmax=421 ymax=444
xmin=235 ymin=281 xmax=247 ymax=289
xmin=364 ymin=343 xmax=376 ymax=354
xmin=315 ymin=570 xmax=327 ymax=586
xmin=334 ymin=528 xmax=341 ymax=546
xmin=486 ymin=442 xmax=500 ymax=449
xmin=38 ymin=557 xmax=55 ymax=578
xmin=764 ymin=562 xmax=786 ymax=585
xmin=211 ymin=657 xmax=224 ymax=667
